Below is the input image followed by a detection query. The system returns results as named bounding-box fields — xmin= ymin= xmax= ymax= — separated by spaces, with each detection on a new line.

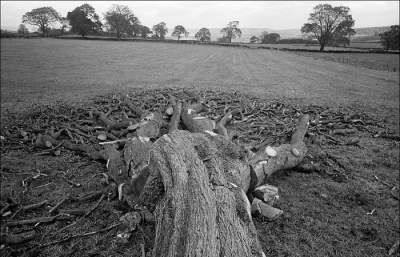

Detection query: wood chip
xmin=205 ymin=130 xmax=218 ymax=136
xmin=291 ymin=148 xmax=300 ymax=157
xmin=253 ymin=184 xmax=279 ymax=205
xmin=265 ymin=146 xmax=277 ymax=157
xmin=251 ymin=198 xmax=283 ymax=220
xmin=97 ymin=134 xmax=107 ymax=141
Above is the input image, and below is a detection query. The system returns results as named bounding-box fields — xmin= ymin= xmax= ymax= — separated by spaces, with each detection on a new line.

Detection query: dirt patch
xmin=0 ymin=87 xmax=398 ymax=257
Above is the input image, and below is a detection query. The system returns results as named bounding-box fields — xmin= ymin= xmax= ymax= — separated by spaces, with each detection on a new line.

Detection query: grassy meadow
xmin=1 ymin=38 xmax=398 ymax=114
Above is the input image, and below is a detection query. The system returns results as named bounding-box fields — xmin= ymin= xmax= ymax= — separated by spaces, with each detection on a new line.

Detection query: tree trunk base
xmin=144 ymin=130 xmax=265 ymax=257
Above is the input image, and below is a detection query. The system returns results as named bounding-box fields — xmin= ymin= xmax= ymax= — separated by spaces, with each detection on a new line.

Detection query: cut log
xmin=332 ymin=128 xmax=357 ymax=136
xmin=136 ymin=112 xmax=164 ymax=139
xmin=138 ymin=131 xmax=265 ymax=257
xmin=35 ymin=135 xmax=106 ymax=161
xmin=249 ymin=114 xmax=310 ymax=186
xmin=108 ymin=120 xmax=136 ymax=131
xmin=103 ymin=144 xmax=128 ymax=185
xmin=216 ymin=111 xmax=233 ymax=140
xmin=169 ymin=101 xmax=182 ymax=132
xmin=35 ymin=134 xmax=58 ymax=148
xmin=123 ymin=137 xmax=152 ymax=178
xmin=181 ymin=103 xmax=216 ymax=133
xmin=165 ymin=94 xmax=177 ymax=116
xmin=251 ymin=198 xmax=283 ymax=220
xmin=252 ymin=184 xmax=279 ymax=205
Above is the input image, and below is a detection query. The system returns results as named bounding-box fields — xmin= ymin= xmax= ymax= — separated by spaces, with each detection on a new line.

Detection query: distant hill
xmin=1 ymin=26 xmax=17 ymax=32
xmin=354 ymin=26 xmax=391 ymax=37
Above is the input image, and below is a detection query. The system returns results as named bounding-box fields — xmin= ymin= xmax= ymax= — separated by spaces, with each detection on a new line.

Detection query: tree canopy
xmin=153 ymin=22 xmax=168 ymax=40
xmin=195 ymin=28 xmax=211 ymax=42
xmin=104 ymin=4 xmax=140 ymax=39
xmin=260 ymin=32 xmax=280 ymax=43
xmin=17 ymin=24 xmax=29 ymax=35
xmin=22 ymin=7 xmax=61 ymax=36
xmin=67 ymin=4 xmax=102 ymax=37
xmin=172 ymin=25 xmax=187 ymax=40
xmin=220 ymin=21 xmax=242 ymax=43
xmin=249 ymin=36 xmax=259 ymax=43
xmin=301 ymin=4 xmax=355 ymax=51
xmin=379 ymin=25 xmax=399 ymax=50
xmin=137 ymin=25 xmax=152 ymax=38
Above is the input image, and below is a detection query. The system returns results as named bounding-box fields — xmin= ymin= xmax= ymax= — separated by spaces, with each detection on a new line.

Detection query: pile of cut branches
xmin=0 ymin=87 xmax=397 ymax=257
xmin=1 ymin=87 xmax=394 ymax=153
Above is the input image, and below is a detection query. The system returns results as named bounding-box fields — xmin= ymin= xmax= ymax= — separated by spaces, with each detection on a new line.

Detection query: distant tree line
xmin=10 ymin=3 xmax=240 ymax=43
xmin=2 ymin=3 xmax=398 ymax=51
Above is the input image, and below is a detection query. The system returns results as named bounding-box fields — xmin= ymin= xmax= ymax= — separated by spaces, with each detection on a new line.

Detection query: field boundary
xmin=53 ymin=35 xmax=400 ymax=55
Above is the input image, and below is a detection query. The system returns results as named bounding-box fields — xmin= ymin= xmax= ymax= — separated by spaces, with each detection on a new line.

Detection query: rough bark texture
xmin=169 ymin=101 xmax=182 ymax=132
xmin=103 ymin=144 xmax=127 ymax=185
xmin=136 ymin=112 xmax=164 ymax=139
xmin=141 ymin=130 xmax=264 ymax=257
xmin=123 ymin=137 xmax=152 ymax=178
xmin=215 ymin=111 xmax=233 ymax=140
xmin=181 ymin=104 xmax=215 ymax=133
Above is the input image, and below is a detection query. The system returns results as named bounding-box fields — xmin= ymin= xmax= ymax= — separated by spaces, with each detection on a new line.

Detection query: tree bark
xmin=142 ymin=131 xmax=264 ymax=257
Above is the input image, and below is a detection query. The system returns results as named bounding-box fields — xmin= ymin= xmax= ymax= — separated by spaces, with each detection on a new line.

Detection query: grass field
xmin=1 ymin=38 xmax=398 ymax=115
xmin=1 ymin=38 xmax=399 ymax=257
xmin=349 ymin=41 xmax=383 ymax=49
xmin=249 ymin=43 xmax=369 ymax=52
xmin=292 ymin=51 xmax=399 ymax=72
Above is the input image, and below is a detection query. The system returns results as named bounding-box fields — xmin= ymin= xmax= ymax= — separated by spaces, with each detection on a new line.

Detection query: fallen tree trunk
xmin=130 ymin=114 xmax=309 ymax=257
xmin=144 ymin=130 xmax=264 ymax=257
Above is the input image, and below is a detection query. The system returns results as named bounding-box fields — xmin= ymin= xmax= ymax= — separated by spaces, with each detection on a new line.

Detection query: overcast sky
xmin=1 ymin=1 xmax=399 ymax=31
